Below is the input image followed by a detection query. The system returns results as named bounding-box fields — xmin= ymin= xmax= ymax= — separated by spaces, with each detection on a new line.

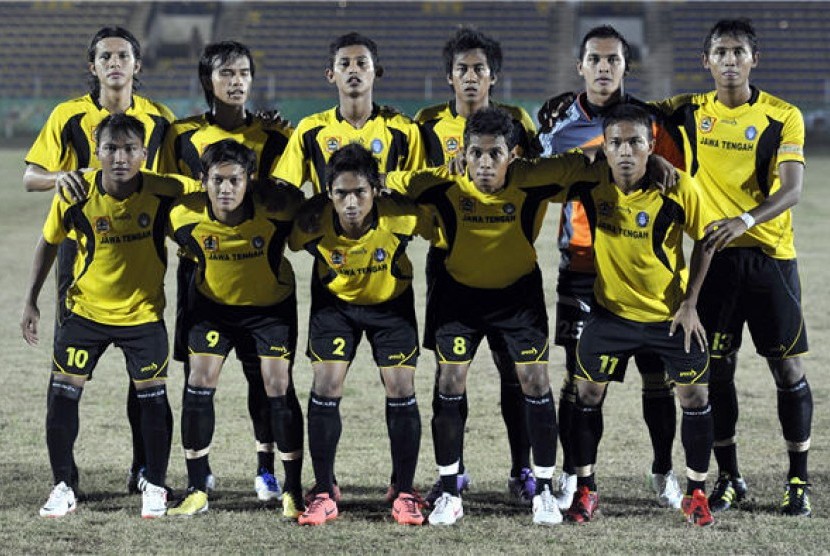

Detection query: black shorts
xmin=433 ymin=266 xmax=549 ymax=365
xmin=307 ymin=282 xmax=419 ymax=368
xmin=575 ymin=306 xmax=709 ymax=386
xmin=554 ymin=270 xmax=595 ymax=346
xmin=173 ymin=256 xmax=198 ymax=362
xmin=52 ymin=313 xmax=169 ymax=382
xmin=189 ymin=294 xmax=297 ymax=362
xmin=698 ymin=248 xmax=808 ymax=360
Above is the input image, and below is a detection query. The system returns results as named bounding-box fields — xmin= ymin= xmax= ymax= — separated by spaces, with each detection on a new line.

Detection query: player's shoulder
xmin=414 ymin=102 xmax=450 ymax=124
xmin=133 ymin=95 xmax=175 ymax=120
xmin=47 ymin=94 xmax=96 ymax=119
xmin=255 ymin=180 xmax=305 ymax=216
xmin=493 ymin=101 xmax=534 ymax=125
xmin=142 ymin=170 xmax=191 ymax=197
xmin=755 ymin=89 xmax=802 ymax=118
xmin=377 ymin=105 xmax=418 ymax=129
xmin=296 ymin=107 xmax=337 ymax=132
xmin=172 ymin=191 xmax=208 ymax=214
xmin=170 ymin=113 xmax=209 ymax=132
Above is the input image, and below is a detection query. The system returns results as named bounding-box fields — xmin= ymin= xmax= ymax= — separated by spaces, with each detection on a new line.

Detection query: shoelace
xmin=399 ymin=495 xmax=421 ymax=514
xmin=305 ymin=495 xmax=328 ymax=514
xmin=46 ymin=486 xmax=69 ymax=506
xmin=539 ymin=490 xmax=556 ymax=512
xmin=433 ymin=494 xmax=452 ymax=514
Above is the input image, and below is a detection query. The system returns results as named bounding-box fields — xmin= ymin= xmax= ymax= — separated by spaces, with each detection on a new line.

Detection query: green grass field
xmin=1 ymin=148 xmax=828 ymax=553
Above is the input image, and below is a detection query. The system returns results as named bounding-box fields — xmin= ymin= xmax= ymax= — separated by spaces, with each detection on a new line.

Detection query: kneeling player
xmin=165 ymin=140 xmax=306 ymax=518
xmin=289 ymin=144 xmax=434 ymax=526
xmin=566 ymin=105 xmax=717 ymax=527
xmin=21 ymin=114 xmax=190 ymax=518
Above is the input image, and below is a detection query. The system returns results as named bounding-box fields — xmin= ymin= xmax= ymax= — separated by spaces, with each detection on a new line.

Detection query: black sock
xmin=307 ymin=393 xmax=341 ymax=496
xmin=576 ymin=474 xmax=597 ymax=491
xmin=571 ymin=401 xmax=602 ymax=472
xmin=498 ymin=362 xmax=530 ymax=475
xmin=458 ymin=391 xmax=468 ymax=474
xmin=558 ymin=373 xmax=577 ymax=475
xmin=777 ymin=377 xmax=812 ymax=480
xmin=136 ymin=384 xmax=170 ymax=486
xmin=386 ymin=396 xmax=420 ymax=494
xmin=181 ymin=385 xmax=216 ymax=490
xmin=46 ymin=380 xmax=82 ymax=486
xmin=433 ymin=393 xmax=464 ymax=496
xmin=642 ymin=387 xmax=676 ymax=475
xmin=269 ymin=390 xmax=304 ymax=493
xmin=126 ymin=381 xmax=144 ymax=472
xmin=709 ymin=356 xmax=740 ymax=477
xmin=243 ymin=359 xmax=274 ymax=474
xmin=524 ymin=391 xmax=558 ymax=469
xmin=681 ymin=404 xmax=713 ymax=494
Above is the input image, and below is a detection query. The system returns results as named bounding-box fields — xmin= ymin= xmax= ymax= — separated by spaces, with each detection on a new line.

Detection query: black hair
xmin=94 ymin=113 xmax=146 ymax=146
xmin=703 ymin=19 xmax=759 ymax=54
xmin=200 ymin=139 xmax=257 ymax=180
xmin=325 ymin=144 xmax=381 ymax=192
xmin=198 ymin=41 xmax=256 ymax=109
xmin=579 ymin=25 xmax=631 ymax=72
xmin=87 ymin=26 xmax=142 ymax=98
xmin=327 ymin=32 xmax=383 ymax=77
xmin=463 ymin=106 xmax=516 ymax=149
xmin=442 ymin=26 xmax=503 ymax=78
xmin=601 ymin=104 xmax=654 ymax=141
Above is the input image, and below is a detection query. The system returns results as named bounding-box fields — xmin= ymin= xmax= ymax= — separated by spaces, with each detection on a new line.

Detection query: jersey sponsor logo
xmin=459 ymin=196 xmax=476 ymax=213
xmin=387 ymin=352 xmax=408 ymax=361
xmin=445 ymin=136 xmax=460 ymax=154
xmin=373 ymin=248 xmax=387 ymax=262
xmin=699 ymin=116 xmax=716 ymax=134
xmin=520 ymin=347 xmax=539 ymax=356
xmin=330 ymin=249 xmax=345 ymax=266
xmin=202 ymin=235 xmax=219 ymax=252
xmin=94 ymin=216 xmax=111 ymax=234
xmin=370 ymin=138 xmax=384 ymax=154
xmin=745 ymin=126 xmax=757 ymax=140
xmin=138 ymin=213 xmax=151 ymax=228
xmin=325 ymin=137 xmax=341 ymax=153
xmin=113 ymin=212 xmax=131 ymax=221
xmin=636 ymin=211 xmax=650 ymax=228
xmin=503 ymin=203 xmax=516 ymax=215
xmin=252 ymin=236 xmax=265 ymax=249
xmin=139 ymin=362 xmax=159 ymax=374
xmin=269 ymin=345 xmax=288 ymax=353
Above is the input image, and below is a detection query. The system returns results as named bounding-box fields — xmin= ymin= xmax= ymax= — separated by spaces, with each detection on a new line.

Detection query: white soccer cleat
xmin=254 ymin=469 xmax=282 ymax=501
xmin=428 ymin=492 xmax=463 ymax=526
xmin=554 ymin=472 xmax=577 ymax=510
xmin=532 ymin=485 xmax=563 ymax=525
xmin=40 ymin=482 xmax=77 ymax=518
xmin=141 ymin=480 xmax=168 ymax=518
xmin=649 ymin=470 xmax=682 ymax=509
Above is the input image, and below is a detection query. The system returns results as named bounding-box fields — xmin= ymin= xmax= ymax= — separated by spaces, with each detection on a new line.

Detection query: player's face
xmin=602 ymin=121 xmax=654 ymax=187
xmin=329 ymin=171 xmax=376 ymax=230
xmin=96 ymin=129 xmax=146 ymax=184
xmin=448 ymin=48 xmax=496 ymax=104
xmin=209 ymin=56 xmax=252 ymax=108
xmin=89 ymin=37 xmax=140 ymax=93
xmin=578 ymin=37 xmax=626 ymax=103
xmin=465 ymin=134 xmax=515 ymax=194
xmin=327 ymin=45 xmax=376 ymax=97
xmin=204 ymin=162 xmax=249 ymax=215
xmin=703 ymin=34 xmax=758 ymax=91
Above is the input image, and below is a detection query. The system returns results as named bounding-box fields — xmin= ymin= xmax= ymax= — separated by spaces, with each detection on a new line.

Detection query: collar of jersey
xmin=335 ymin=103 xmax=380 ymax=123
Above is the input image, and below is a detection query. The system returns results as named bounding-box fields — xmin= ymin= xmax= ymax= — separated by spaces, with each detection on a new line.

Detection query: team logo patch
xmin=745 ymin=126 xmax=757 ymax=140
xmin=202 ymin=235 xmax=219 ymax=252
xmin=137 ymin=213 xmax=151 ymax=228
xmin=94 ymin=216 xmax=111 ymax=234
xmin=370 ymin=138 xmax=384 ymax=154
xmin=460 ymin=196 xmax=476 ymax=213
xmin=373 ymin=248 xmax=387 ymax=262
xmin=597 ymin=201 xmax=614 ymax=218
xmin=325 ymin=137 xmax=341 ymax=152
xmin=636 ymin=211 xmax=650 ymax=228
xmin=699 ymin=116 xmax=716 ymax=134
xmin=445 ymin=136 xmax=460 ymax=154
xmin=330 ymin=249 xmax=345 ymax=266
xmin=252 ymin=236 xmax=265 ymax=249
xmin=503 ymin=203 xmax=516 ymax=215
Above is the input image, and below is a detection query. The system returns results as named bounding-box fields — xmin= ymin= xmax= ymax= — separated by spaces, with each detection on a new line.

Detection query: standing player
xmin=20 ymin=114 xmax=191 ymax=518
xmin=159 ymin=41 xmax=297 ymax=503
xmin=662 ymin=19 xmax=813 ymax=517
xmin=23 ymin=26 xmax=175 ymax=496
xmin=288 ymin=144 xmax=433 ymax=526
xmin=272 ymin=32 xmax=424 ymax=194
xmin=415 ymin=27 xmax=538 ymax=505
xmin=166 ymin=140 xmax=306 ymax=518
xmin=536 ymin=25 xmax=684 ymax=510
xmin=563 ymin=104 xmax=716 ymax=527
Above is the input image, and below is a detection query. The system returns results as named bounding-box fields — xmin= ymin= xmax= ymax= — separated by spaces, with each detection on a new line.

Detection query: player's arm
xmin=23 ymin=164 xmax=89 ymax=202
xmin=669 ymin=239 xmax=714 ymax=353
xmin=20 ymin=236 xmax=59 ymax=346
xmin=271 ymin=122 xmax=310 ymax=189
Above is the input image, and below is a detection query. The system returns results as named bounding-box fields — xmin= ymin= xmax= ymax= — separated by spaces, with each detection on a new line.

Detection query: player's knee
xmin=437 ymin=365 xmax=466 ymax=395
xmin=516 ymin=367 xmax=550 ymax=397
xmin=576 ymin=381 xmax=605 ymax=407
xmin=768 ymin=356 xmax=804 ymax=388
xmin=383 ymin=368 xmax=415 ymax=398
xmin=676 ymin=384 xmax=708 ymax=408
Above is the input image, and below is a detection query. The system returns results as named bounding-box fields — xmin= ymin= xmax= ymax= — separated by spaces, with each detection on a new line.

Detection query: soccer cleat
xmin=205 ymin=473 xmax=216 ymax=492
xmin=428 ymin=492 xmax=463 ymax=526
xmin=708 ymin=474 xmax=747 ymax=512
xmin=167 ymin=488 xmax=208 ymax=517
xmin=425 ymin=471 xmax=472 ymax=507
xmin=141 ymin=480 xmax=168 ymax=519
xmin=532 ymin=485 xmax=563 ymax=525
xmin=392 ymin=492 xmax=425 ymax=526
xmin=39 ymin=482 xmax=77 ymax=518
xmin=681 ymin=489 xmax=715 ymax=527
xmin=554 ymin=472 xmax=577 ymax=510
xmin=649 ymin=470 xmax=683 ymax=509
xmin=299 ymin=493 xmax=338 ymax=526
xmin=508 ymin=467 xmax=537 ymax=506
xmin=282 ymin=492 xmax=304 ymax=519
xmin=781 ymin=477 xmax=811 ymax=517
xmin=254 ymin=469 xmax=282 ymax=502
xmin=304 ymin=482 xmax=341 ymax=506
xmin=127 ymin=466 xmax=145 ymax=495
xmin=564 ymin=485 xmax=598 ymax=524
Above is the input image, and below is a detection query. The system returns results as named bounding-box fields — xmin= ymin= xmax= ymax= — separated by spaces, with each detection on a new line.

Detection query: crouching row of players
xmin=23 ymin=104 xmax=720 ymax=527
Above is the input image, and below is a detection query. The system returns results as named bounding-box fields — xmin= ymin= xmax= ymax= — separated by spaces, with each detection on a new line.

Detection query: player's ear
xmin=375 ymin=64 xmax=384 ymax=78
xmin=576 ymin=59 xmax=585 ymax=78
xmin=490 ymin=71 xmax=498 ymax=86
xmin=325 ymin=67 xmax=335 ymax=83
xmin=751 ymin=50 xmax=759 ymax=68
xmin=133 ymin=59 xmax=142 ymax=76
xmin=701 ymin=52 xmax=710 ymax=70
xmin=88 ymin=62 xmax=96 ymax=77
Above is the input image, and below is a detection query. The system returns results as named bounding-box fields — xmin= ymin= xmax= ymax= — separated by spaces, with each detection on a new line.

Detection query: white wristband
xmin=738 ymin=212 xmax=755 ymax=229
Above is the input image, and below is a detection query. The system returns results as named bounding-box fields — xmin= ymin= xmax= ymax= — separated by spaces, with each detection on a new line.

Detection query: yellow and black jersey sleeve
xmin=26 ymin=94 xmax=174 ymax=173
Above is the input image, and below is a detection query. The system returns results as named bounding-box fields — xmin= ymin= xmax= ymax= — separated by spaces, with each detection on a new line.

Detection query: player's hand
xmin=56 ymin=169 xmax=91 ymax=203
xmin=537 ymin=91 xmax=576 ymax=133
xmin=296 ymin=193 xmax=327 ymax=234
xmin=645 ymin=155 xmax=678 ymax=192
xmin=378 ymin=104 xmax=402 ymax=117
xmin=669 ymin=300 xmax=707 ymax=353
xmin=20 ymin=302 xmax=40 ymax=346
xmin=255 ymin=109 xmax=292 ymax=128
xmin=703 ymin=217 xmax=748 ymax=252
xmin=447 ymin=152 xmax=466 ymax=176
